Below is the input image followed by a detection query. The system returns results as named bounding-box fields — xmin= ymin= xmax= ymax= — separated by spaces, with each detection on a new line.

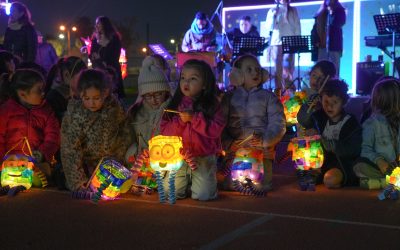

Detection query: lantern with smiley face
xmin=1 ymin=154 xmax=34 ymax=190
xmin=148 ymin=135 xmax=184 ymax=204
xmin=231 ymin=147 xmax=266 ymax=196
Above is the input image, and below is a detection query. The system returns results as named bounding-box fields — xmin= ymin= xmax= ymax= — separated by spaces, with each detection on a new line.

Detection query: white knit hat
xmin=138 ymin=56 xmax=170 ymax=96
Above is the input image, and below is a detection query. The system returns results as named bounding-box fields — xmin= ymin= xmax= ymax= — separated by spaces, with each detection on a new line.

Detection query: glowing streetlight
xmin=59 ymin=25 xmax=77 ymax=55
xmin=142 ymin=47 xmax=147 ymax=53
xmin=170 ymin=39 xmax=175 ymax=44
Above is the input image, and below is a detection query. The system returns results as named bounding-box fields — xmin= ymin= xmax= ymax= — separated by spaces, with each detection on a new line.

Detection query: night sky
xmin=0 ymin=0 xmax=277 ymax=48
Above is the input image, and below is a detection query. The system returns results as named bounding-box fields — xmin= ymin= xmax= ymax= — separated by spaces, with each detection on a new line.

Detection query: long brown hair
xmin=371 ymin=78 xmax=400 ymax=140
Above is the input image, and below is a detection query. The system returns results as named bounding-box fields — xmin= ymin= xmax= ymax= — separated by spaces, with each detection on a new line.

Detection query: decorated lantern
xmin=1 ymin=154 xmax=34 ymax=189
xmin=230 ymin=147 xmax=266 ymax=196
xmin=378 ymin=167 xmax=400 ymax=200
xmin=280 ymin=91 xmax=306 ymax=124
xmin=90 ymin=158 xmax=132 ymax=202
xmin=288 ymin=135 xmax=324 ymax=191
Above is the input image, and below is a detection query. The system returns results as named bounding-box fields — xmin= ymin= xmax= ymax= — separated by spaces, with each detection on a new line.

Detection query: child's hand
xmin=377 ymin=158 xmax=390 ymax=175
xmin=248 ymin=134 xmax=263 ymax=147
xmin=32 ymin=150 xmax=43 ymax=163
xmin=179 ymin=111 xmax=193 ymax=123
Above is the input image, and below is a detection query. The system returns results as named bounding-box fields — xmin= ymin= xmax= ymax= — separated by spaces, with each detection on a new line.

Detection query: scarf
xmin=190 ymin=18 xmax=214 ymax=35
xmin=8 ymin=21 xmax=23 ymax=30
xmin=97 ymin=33 xmax=110 ymax=47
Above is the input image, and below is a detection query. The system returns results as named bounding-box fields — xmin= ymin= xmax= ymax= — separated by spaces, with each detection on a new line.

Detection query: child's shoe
xmin=360 ymin=178 xmax=385 ymax=189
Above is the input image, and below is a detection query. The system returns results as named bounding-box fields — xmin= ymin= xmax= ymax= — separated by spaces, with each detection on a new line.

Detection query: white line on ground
xmin=38 ymin=189 xmax=400 ymax=230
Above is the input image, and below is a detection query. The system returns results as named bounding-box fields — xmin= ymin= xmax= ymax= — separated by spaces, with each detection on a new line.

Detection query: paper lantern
xmin=231 ymin=147 xmax=266 ymax=196
xmin=281 ymin=91 xmax=306 ymax=124
xmin=148 ymin=135 xmax=184 ymax=204
xmin=148 ymin=135 xmax=184 ymax=172
xmin=289 ymin=135 xmax=324 ymax=171
xmin=0 ymin=154 xmax=34 ymax=189
xmin=378 ymin=167 xmax=400 ymax=200
xmin=90 ymin=158 xmax=132 ymax=201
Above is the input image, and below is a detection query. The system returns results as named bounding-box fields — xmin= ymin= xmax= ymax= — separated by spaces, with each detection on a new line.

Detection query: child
xmin=0 ymin=69 xmax=60 ymax=184
xmin=222 ymin=54 xmax=286 ymax=190
xmin=297 ymin=60 xmax=337 ymax=129
xmin=300 ymin=79 xmax=361 ymax=188
xmin=353 ymin=79 xmax=400 ymax=189
xmin=125 ymin=56 xmax=171 ymax=161
xmin=46 ymin=57 xmax=87 ymax=123
xmin=160 ymin=59 xmax=225 ymax=201
xmin=61 ymin=69 xmax=129 ymax=191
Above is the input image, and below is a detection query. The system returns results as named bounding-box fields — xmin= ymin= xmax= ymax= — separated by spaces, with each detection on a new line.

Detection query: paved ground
xmin=1 ymin=152 xmax=399 ymax=250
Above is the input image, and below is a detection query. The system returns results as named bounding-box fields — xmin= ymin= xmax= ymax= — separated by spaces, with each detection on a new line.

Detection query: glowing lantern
xmin=378 ymin=167 xmax=400 ymax=200
xmin=280 ymin=91 xmax=306 ymax=124
xmin=289 ymin=135 xmax=324 ymax=191
xmin=231 ymin=147 xmax=266 ymax=196
xmin=148 ymin=135 xmax=184 ymax=204
xmin=119 ymin=48 xmax=128 ymax=79
xmin=90 ymin=158 xmax=132 ymax=202
xmin=0 ymin=154 xmax=34 ymax=189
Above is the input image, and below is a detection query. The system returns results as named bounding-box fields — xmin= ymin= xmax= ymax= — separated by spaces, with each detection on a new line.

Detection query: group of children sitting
xmin=0 ymin=53 xmax=399 ymax=201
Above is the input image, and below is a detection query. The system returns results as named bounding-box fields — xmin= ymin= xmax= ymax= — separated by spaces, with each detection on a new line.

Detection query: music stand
xmin=374 ymin=13 xmax=400 ymax=76
xmin=232 ymin=37 xmax=266 ymax=58
xmin=282 ymin=35 xmax=314 ymax=90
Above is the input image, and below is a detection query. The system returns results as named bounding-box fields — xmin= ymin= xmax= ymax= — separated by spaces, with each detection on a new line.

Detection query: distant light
xmin=142 ymin=47 xmax=147 ymax=53
xmin=72 ymin=26 xmax=77 ymax=32
xmin=58 ymin=34 xmax=65 ymax=39
xmin=59 ymin=25 xmax=66 ymax=31
xmin=170 ymin=39 xmax=175 ymax=44
xmin=1 ymin=2 xmax=11 ymax=15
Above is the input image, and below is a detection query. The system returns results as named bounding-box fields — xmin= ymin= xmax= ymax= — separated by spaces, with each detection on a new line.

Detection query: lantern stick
xmin=306 ymin=75 xmax=330 ymax=114
xmin=84 ymin=157 xmax=104 ymax=189
xmin=237 ymin=133 xmax=255 ymax=146
xmin=164 ymin=109 xmax=181 ymax=114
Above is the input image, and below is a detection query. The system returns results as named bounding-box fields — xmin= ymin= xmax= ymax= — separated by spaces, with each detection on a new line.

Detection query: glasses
xmin=143 ymin=92 xmax=165 ymax=101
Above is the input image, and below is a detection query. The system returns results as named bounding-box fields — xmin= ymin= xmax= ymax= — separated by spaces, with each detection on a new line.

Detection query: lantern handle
xmin=84 ymin=157 xmax=104 ymax=189
xmin=3 ymin=137 xmax=33 ymax=159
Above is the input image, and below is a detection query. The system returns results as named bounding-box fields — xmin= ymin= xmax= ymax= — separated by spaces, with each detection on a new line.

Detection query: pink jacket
xmin=0 ymin=99 xmax=60 ymax=162
xmin=160 ymin=96 xmax=225 ymax=157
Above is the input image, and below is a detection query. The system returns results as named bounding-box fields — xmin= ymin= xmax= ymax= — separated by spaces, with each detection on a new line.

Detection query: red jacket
xmin=0 ymin=99 xmax=60 ymax=162
xmin=160 ymin=96 xmax=225 ymax=157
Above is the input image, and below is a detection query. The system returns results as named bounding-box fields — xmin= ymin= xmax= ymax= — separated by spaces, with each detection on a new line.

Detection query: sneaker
xmin=360 ymin=178 xmax=384 ymax=190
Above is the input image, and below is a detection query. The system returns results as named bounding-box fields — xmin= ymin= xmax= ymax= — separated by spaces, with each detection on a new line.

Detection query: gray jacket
xmin=361 ymin=113 xmax=400 ymax=164
xmin=222 ymin=86 xmax=286 ymax=159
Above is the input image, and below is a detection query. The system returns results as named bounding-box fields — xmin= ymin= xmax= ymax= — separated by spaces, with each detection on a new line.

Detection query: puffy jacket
xmin=160 ymin=96 xmax=225 ymax=157
xmin=0 ymin=98 xmax=60 ymax=162
xmin=222 ymin=86 xmax=286 ymax=159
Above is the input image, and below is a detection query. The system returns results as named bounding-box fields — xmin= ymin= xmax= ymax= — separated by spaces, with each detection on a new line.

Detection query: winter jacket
xmin=181 ymin=18 xmax=217 ymax=52
xmin=35 ymin=42 xmax=58 ymax=73
xmin=221 ymin=86 xmax=286 ymax=159
xmin=125 ymin=99 xmax=169 ymax=159
xmin=160 ymin=96 xmax=225 ymax=157
xmin=3 ymin=24 xmax=38 ymax=62
xmin=0 ymin=98 xmax=60 ymax=162
xmin=90 ymin=35 xmax=125 ymax=98
xmin=265 ymin=5 xmax=301 ymax=46
xmin=311 ymin=3 xmax=346 ymax=52
xmin=61 ymin=95 xmax=130 ymax=190
xmin=361 ymin=113 xmax=400 ymax=165
xmin=227 ymin=26 xmax=260 ymax=41
xmin=302 ymin=109 xmax=361 ymax=186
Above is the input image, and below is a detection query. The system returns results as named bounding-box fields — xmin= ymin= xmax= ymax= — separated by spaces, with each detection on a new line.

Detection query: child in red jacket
xmin=0 ymin=69 xmax=60 ymax=185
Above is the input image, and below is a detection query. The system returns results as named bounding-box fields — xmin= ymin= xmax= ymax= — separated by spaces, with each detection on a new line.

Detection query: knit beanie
xmin=138 ymin=56 xmax=170 ymax=96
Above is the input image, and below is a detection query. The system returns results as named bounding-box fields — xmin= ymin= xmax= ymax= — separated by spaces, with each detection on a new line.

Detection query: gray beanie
xmin=138 ymin=56 xmax=170 ymax=96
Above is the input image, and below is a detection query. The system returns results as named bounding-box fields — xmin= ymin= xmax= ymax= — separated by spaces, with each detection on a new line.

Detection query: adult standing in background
xmin=181 ymin=11 xmax=217 ymax=53
xmin=89 ymin=16 xmax=125 ymax=98
xmin=311 ymin=0 xmax=346 ymax=76
xmin=265 ymin=0 xmax=301 ymax=91
xmin=35 ymin=32 xmax=58 ymax=74
xmin=3 ymin=2 xmax=37 ymax=63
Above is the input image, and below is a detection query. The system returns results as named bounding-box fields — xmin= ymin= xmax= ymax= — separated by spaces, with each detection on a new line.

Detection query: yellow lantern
xmin=379 ymin=167 xmax=400 ymax=200
xmin=147 ymin=135 xmax=184 ymax=204
xmin=148 ymin=135 xmax=184 ymax=172
xmin=1 ymin=154 xmax=34 ymax=189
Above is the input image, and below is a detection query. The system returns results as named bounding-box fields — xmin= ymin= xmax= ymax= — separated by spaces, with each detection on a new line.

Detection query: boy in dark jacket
xmin=299 ymin=79 xmax=361 ymax=188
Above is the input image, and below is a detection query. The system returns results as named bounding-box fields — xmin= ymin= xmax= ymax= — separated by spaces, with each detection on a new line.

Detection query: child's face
xmin=18 ymin=82 xmax=44 ymax=106
xmin=143 ymin=91 xmax=168 ymax=109
xmin=241 ymin=58 xmax=261 ymax=90
xmin=6 ymin=60 xmax=15 ymax=73
xmin=81 ymin=87 xmax=106 ymax=112
xmin=309 ymin=67 xmax=324 ymax=91
xmin=180 ymin=67 xmax=204 ymax=98
xmin=322 ymin=94 xmax=343 ymax=122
